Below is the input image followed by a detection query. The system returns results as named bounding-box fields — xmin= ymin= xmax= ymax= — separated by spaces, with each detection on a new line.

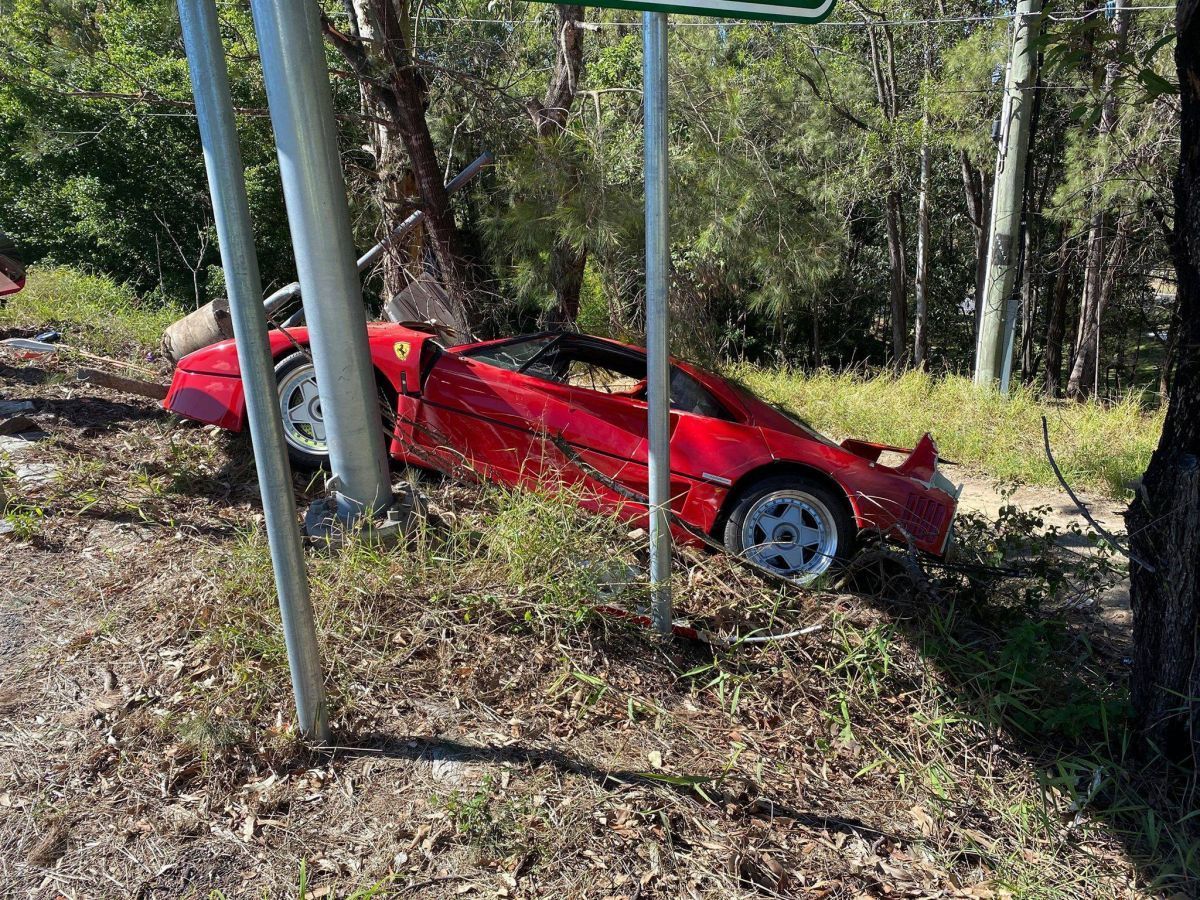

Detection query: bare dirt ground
xmin=0 ymin=350 xmax=1181 ymax=899
xmin=954 ymin=474 xmax=1133 ymax=631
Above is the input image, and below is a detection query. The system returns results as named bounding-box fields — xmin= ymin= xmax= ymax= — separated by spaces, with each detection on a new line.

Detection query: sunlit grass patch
xmin=0 ymin=265 xmax=182 ymax=358
xmin=729 ymin=365 xmax=1163 ymax=497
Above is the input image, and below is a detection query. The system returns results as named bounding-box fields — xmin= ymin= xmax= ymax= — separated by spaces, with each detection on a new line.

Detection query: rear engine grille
xmin=900 ymin=494 xmax=947 ymax=543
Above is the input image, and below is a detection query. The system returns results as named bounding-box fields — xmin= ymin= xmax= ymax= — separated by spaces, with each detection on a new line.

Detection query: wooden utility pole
xmin=973 ymin=0 xmax=1042 ymax=391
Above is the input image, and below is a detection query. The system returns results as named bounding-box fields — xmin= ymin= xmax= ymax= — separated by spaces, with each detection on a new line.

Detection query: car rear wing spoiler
xmin=840 ymin=433 xmax=940 ymax=483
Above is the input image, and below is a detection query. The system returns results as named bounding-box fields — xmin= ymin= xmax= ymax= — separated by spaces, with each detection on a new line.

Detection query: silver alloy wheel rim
xmin=277 ymin=364 xmax=327 ymax=455
xmin=741 ymin=489 xmax=838 ymax=580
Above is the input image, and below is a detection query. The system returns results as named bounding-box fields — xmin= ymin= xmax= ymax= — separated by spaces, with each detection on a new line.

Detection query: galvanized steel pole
xmin=643 ymin=12 xmax=673 ymax=636
xmin=177 ymin=0 xmax=329 ymax=741
xmin=248 ymin=0 xmax=392 ymax=520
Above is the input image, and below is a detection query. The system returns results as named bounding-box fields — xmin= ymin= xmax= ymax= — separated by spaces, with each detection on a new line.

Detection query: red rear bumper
xmin=163 ymin=367 xmax=246 ymax=432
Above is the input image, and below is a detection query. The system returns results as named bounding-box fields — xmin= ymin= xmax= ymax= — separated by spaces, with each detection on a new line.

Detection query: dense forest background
xmin=0 ymin=0 xmax=1179 ymax=399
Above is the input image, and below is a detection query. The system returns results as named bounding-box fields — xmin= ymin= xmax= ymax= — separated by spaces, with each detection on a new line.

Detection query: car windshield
xmin=463 ymin=335 xmax=556 ymax=371
xmin=464 ymin=335 xmax=733 ymax=420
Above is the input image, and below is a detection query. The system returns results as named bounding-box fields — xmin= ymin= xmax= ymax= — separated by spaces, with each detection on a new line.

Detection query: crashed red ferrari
xmin=164 ymin=325 xmax=960 ymax=580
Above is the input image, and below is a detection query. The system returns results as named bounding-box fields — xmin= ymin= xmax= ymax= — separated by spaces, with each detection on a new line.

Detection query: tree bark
xmin=1066 ymin=0 xmax=1131 ymax=399
xmin=1019 ymin=225 xmax=1038 ymax=383
xmin=858 ymin=4 xmax=907 ymax=366
xmin=1043 ymin=233 xmax=1073 ymax=398
xmin=1067 ymin=209 xmax=1108 ymax=397
xmin=1160 ymin=292 xmax=1181 ymax=399
xmin=914 ymin=140 xmax=931 ymax=368
xmin=324 ymin=0 xmax=476 ymax=323
xmin=961 ymin=151 xmax=992 ymax=335
xmin=1068 ymin=217 xmax=1129 ymax=398
xmin=525 ymin=6 xmax=588 ymax=328
xmin=1126 ymin=0 xmax=1200 ymax=764
xmin=885 ymin=189 xmax=909 ymax=365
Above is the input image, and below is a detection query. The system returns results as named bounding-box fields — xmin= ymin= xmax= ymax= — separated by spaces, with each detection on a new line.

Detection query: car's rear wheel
xmin=722 ymin=475 xmax=854 ymax=581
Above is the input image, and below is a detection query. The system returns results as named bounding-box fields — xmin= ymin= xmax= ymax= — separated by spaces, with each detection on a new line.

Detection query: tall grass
xmin=730 ymin=365 xmax=1164 ymax=497
xmin=0 ymin=265 xmax=182 ymax=357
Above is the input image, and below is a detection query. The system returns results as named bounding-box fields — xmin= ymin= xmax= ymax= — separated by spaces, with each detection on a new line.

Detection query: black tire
xmin=722 ymin=474 xmax=856 ymax=581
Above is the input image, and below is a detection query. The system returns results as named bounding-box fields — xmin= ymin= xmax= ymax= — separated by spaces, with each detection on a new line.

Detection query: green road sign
xmin=530 ymin=0 xmax=835 ymax=24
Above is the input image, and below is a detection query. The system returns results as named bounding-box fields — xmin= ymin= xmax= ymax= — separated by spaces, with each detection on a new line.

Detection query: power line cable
xmin=417 ymin=5 xmax=1175 ymax=29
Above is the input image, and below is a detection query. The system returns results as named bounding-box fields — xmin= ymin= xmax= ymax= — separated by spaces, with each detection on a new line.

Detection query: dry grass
xmin=0 ymin=265 xmax=182 ymax=360
xmin=1 ymin=300 xmax=1196 ymax=898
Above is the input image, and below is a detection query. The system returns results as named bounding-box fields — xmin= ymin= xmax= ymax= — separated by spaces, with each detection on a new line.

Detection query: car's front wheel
xmin=722 ymin=475 xmax=854 ymax=581
xmin=275 ymin=351 xmax=329 ymax=470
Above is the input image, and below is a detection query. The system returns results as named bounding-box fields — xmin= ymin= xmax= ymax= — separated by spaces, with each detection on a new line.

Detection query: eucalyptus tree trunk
xmin=1068 ymin=218 xmax=1129 ymax=398
xmin=1019 ymin=226 xmax=1037 ymax=383
xmin=323 ymin=0 xmax=476 ymax=323
xmin=1127 ymin=0 xmax=1200 ymax=763
xmin=857 ymin=2 xmax=908 ymax=366
xmin=1066 ymin=0 xmax=1131 ymax=399
xmin=1043 ymin=233 xmax=1073 ymax=398
xmin=913 ymin=44 xmax=932 ymax=369
xmin=961 ymin=151 xmax=992 ymax=336
xmin=913 ymin=140 xmax=931 ymax=368
xmin=886 ymin=190 xmax=909 ymax=365
xmin=524 ymin=6 xmax=588 ymax=327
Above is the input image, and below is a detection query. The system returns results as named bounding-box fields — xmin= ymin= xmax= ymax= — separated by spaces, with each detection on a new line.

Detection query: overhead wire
xmin=417 ymin=5 xmax=1175 ymax=29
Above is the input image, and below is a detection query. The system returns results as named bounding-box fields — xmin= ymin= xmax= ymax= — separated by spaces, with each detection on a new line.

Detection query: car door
xmin=414 ymin=336 xmax=575 ymax=485
xmin=552 ymin=340 xmax=696 ymax=513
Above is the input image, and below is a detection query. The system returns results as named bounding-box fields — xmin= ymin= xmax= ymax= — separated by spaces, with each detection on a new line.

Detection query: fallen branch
xmin=76 ymin=368 xmax=169 ymax=401
xmin=1040 ymin=415 xmax=1152 ymax=571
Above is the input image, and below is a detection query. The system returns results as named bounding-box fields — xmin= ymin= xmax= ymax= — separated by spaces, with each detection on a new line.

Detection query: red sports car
xmin=164 ymin=325 xmax=959 ymax=579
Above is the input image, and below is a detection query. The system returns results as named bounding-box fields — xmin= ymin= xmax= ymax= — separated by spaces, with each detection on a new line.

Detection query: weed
xmin=436 ymin=774 xmax=545 ymax=863
xmin=0 ymin=265 xmax=182 ymax=358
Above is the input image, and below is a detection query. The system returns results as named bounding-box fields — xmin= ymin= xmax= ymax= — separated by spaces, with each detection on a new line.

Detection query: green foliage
xmin=0 ymin=0 xmax=292 ymax=305
xmin=0 ymin=264 xmax=182 ymax=356
xmin=0 ymin=0 xmax=1181 ymax=386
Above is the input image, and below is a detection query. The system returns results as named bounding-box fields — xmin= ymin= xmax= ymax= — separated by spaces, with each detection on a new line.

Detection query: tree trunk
xmin=885 ymin=189 xmax=908 ymax=365
xmin=858 ymin=7 xmax=907 ymax=366
xmin=1019 ymin=225 xmax=1037 ymax=383
xmin=525 ymin=6 xmax=588 ymax=327
xmin=1067 ymin=210 xmax=1107 ymax=397
xmin=1127 ymin=0 xmax=1200 ymax=763
xmin=914 ymin=141 xmax=931 ymax=368
xmin=961 ymin=151 xmax=992 ymax=335
xmin=326 ymin=0 xmax=476 ymax=324
xmin=1044 ymin=234 xmax=1072 ymax=398
xmin=1066 ymin=0 xmax=1131 ymax=399
xmin=1160 ymin=293 xmax=1181 ymax=399
xmin=1068 ymin=217 xmax=1128 ymax=398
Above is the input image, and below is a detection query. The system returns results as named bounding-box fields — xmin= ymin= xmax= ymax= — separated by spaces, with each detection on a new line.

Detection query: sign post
xmin=642 ymin=10 xmax=672 ymax=635
xmin=178 ymin=0 xmax=329 ymax=741
xmin=527 ymin=0 xmax=835 ymax=637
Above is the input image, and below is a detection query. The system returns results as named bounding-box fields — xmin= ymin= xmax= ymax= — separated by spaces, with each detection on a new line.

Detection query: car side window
xmin=669 ymin=367 xmax=732 ymax=420
xmin=560 ymin=358 xmax=645 ymax=394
